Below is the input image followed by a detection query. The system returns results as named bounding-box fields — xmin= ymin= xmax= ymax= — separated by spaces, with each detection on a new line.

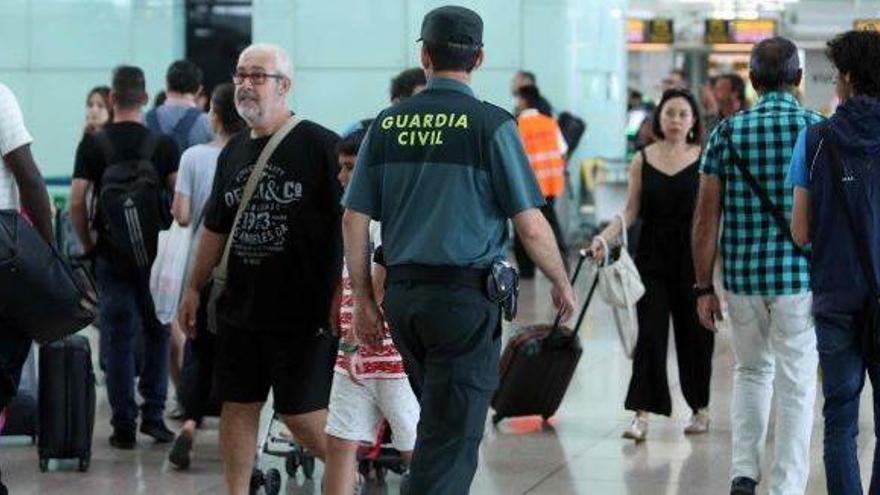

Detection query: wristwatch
xmin=693 ymin=284 xmax=715 ymax=298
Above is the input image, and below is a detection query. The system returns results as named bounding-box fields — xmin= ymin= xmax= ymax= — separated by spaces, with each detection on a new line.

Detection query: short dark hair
xmin=152 ymin=90 xmax=166 ymax=109
xmin=166 ymin=60 xmax=203 ymax=94
xmin=111 ymin=65 xmax=146 ymax=109
xmin=390 ymin=68 xmax=427 ymax=101
xmin=336 ymin=128 xmax=368 ymax=157
xmin=211 ymin=83 xmax=246 ymax=136
xmin=424 ymin=41 xmax=480 ymax=72
xmin=516 ymin=85 xmax=541 ymax=109
xmin=750 ymin=37 xmax=801 ymax=91
xmin=827 ymin=30 xmax=880 ymax=98
xmin=718 ymin=73 xmax=747 ymax=103
xmin=517 ymin=70 xmax=537 ymax=85
xmin=651 ymin=88 xmax=703 ymax=144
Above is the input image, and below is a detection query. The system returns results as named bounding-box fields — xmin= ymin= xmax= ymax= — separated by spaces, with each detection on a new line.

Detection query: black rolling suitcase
xmin=492 ymin=251 xmax=598 ymax=425
xmin=38 ymin=335 xmax=96 ymax=472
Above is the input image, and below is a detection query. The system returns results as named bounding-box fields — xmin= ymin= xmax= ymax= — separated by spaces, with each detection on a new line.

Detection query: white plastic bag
xmin=150 ymin=222 xmax=193 ymax=325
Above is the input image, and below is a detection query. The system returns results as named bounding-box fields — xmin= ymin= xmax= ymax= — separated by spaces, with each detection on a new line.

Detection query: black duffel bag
xmin=0 ymin=210 xmax=97 ymax=344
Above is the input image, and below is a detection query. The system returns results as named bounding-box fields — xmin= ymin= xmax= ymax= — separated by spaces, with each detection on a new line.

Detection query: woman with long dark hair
xmin=591 ymin=88 xmax=714 ymax=442
xmin=84 ymin=86 xmax=112 ymax=135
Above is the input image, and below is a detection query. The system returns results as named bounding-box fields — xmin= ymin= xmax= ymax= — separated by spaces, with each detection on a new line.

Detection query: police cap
xmin=418 ymin=6 xmax=483 ymax=47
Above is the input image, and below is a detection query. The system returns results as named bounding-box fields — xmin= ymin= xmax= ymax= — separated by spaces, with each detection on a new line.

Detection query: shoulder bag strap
xmin=725 ymin=130 xmax=808 ymax=257
xmin=215 ymin=115 xmax=301 ymax=280
xmin=172 ymin=108 xmax=203 ymax=145
xmin=825 ymin=130 xmax=880 ymax=299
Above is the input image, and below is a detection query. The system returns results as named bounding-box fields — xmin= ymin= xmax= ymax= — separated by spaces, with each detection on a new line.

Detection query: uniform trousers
xmin=385 ymin=281 xmax=501 ymax=495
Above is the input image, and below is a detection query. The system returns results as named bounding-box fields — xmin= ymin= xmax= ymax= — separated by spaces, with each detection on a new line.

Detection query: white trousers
xmin=727 ymin=292 xmax=818 ymax=495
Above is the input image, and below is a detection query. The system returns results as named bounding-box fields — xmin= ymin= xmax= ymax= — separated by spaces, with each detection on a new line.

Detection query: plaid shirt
xmin=701 ymin=92 xmax=824 ymax=296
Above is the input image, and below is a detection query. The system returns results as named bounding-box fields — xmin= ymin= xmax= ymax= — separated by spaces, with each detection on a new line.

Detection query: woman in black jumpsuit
xmin=591 ymin=88 xmax=714 ymax=442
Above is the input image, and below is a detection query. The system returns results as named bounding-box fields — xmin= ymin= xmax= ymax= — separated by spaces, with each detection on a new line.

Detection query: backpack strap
xmin=805 ymin=121 xmax=829 ymax=182
xmin=138 ymin=132 xmax=160 ymax=161
xmin=171 ymin=108 xmax=202 ymax=149
xmin=92 ymin=131 xmax=116 ymax=165
xmin=145 ymin=108 xmax=160 ymax=133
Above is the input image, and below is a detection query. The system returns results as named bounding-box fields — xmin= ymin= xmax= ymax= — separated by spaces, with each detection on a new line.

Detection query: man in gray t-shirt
xmin=145 ymin=60 xmax=213 ymax=152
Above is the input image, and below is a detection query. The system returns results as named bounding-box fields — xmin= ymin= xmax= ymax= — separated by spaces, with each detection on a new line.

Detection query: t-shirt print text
xmin=225 ymin=162 xmax=304 ymax=266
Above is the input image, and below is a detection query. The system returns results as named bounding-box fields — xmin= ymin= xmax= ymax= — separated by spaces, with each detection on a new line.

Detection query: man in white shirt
xmin=0 ymin=81 xmax=53 ymax=495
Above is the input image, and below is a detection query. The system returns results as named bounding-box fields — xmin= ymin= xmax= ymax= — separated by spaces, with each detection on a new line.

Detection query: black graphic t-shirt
xmin=203 ymin=120 xmax=342 ymax=334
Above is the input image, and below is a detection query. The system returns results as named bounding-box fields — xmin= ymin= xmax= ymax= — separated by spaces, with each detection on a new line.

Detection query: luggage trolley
xmin=250 ymin=414 xmax=316 ymax=495
xmin=491 ymin=249 xmax=599 ymax=425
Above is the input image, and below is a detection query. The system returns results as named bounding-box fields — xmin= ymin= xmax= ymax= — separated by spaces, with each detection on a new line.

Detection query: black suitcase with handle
xmin=37 ymin=335 xmax=96 ymax=472
xmin=492 ymin=251 xmax=598 ymax=425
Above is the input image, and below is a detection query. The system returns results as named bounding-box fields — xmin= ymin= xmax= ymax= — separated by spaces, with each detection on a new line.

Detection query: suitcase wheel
xmin=39 ymin=458 xmax=49 ymax=473
xmin=264 ymin=468 xmax=281 ymax=495
xmin=78 ymin=456 xmax=90 ymax=473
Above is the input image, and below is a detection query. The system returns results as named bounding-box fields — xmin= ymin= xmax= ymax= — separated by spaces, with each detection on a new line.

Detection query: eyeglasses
xmin=232 ymin=71 xmax=286 ymax=86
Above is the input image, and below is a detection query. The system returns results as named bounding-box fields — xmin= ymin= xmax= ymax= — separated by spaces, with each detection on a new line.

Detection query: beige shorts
xmin=325 ymin=372 xmax=420 ymax=452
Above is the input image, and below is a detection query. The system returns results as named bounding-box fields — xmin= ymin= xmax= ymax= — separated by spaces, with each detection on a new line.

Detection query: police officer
xmin=342 ymin=6 xmax=575 ymax=494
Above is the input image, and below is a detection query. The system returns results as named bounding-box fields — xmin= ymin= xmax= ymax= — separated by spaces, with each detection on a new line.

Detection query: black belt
xmin=386 ymin=264 xmax=487 ymax=290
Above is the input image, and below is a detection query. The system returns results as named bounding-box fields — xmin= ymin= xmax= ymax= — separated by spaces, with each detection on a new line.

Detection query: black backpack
xmin=557 ymin=111 xmax=586 ymax=159
xmin=93 ymin=132 xmax=167 ymax=271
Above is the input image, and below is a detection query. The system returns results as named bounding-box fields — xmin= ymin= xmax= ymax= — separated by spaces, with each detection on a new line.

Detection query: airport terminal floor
xmin=1 ymin=273 xmax=871 ymax=495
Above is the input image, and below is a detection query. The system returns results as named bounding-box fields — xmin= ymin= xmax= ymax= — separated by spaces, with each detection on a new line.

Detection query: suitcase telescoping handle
xmin=550 ymin=249 xmax=597 ymax=336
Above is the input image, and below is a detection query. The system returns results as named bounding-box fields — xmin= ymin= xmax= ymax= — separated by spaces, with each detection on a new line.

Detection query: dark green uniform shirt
xmin=342 ymin=77 xmax=544 ymax=268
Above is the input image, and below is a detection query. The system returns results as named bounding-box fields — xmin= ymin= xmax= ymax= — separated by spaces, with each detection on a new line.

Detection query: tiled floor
xmin=1 ymin=268 xmax=876 ymax=494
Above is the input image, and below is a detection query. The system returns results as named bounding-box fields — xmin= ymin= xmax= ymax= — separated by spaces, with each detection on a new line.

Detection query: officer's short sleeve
xmin=489 ymin=120 xmax=545 ymax=217
xmin=700 ymin=122 xmax=729 ymax=180
xmin=341 ymin=126 xmax=381 ymax=219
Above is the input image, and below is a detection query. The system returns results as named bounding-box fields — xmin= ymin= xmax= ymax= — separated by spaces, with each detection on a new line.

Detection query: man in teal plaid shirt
xmin=692 ymin=37 xmax=823 ymax=495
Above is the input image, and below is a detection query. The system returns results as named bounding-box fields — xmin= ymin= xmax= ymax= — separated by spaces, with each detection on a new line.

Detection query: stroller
xmin=250 ymin=414 xmax=317 ymax=495
xmin=357 ymin=420 xmax=409 ymax=492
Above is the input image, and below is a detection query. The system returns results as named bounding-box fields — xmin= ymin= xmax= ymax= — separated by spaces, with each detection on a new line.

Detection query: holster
xmin=486 ymin=259 xmax=519 ymax=321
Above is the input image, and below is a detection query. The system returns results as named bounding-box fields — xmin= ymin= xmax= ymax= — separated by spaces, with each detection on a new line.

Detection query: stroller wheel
xmin=264 ymin=468 xmax=282 ymax=495
xmin=299 ymin=447 xmax=316 ymax=479
xmin=249 ymin=468 xmax=264 ymax=494
xmin=285 ymin=451 xmax=300 ymax=478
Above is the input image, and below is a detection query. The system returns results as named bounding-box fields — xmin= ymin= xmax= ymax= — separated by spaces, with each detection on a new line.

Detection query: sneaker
xmin=730 ymin=477 xmax=757 ymax=495
xmin=684 ymin=410 xmax=710 ymax=435
xmin=621 ymin=415 xmax=647 ymax=442
xmin=109 ymin=430 xmax=136 ymax=450
xmin=168 ymin=431 xmax=193 ymax=470
xmin=140 ymin=421 xmax=175 ymax=443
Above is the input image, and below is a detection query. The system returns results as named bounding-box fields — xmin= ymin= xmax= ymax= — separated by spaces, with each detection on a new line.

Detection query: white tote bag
xmin=596 ymin=214 xmax=645 ymax=357
xmin=150 ymin=222 xmax=193 ymax=325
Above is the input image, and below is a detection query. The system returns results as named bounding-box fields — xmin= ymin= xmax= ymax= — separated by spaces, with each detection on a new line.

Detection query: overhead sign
xmin=855 ymin=19 xmax=880 ymax=31
xmin=705 ymin=19 xmax=777 ymax=44
xmin=628 ymin=18 xmax=674 ymax=44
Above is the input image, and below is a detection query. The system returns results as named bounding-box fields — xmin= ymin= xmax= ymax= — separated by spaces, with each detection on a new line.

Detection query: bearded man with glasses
xmin=177 ymin=43 xmax=342 ymax=495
